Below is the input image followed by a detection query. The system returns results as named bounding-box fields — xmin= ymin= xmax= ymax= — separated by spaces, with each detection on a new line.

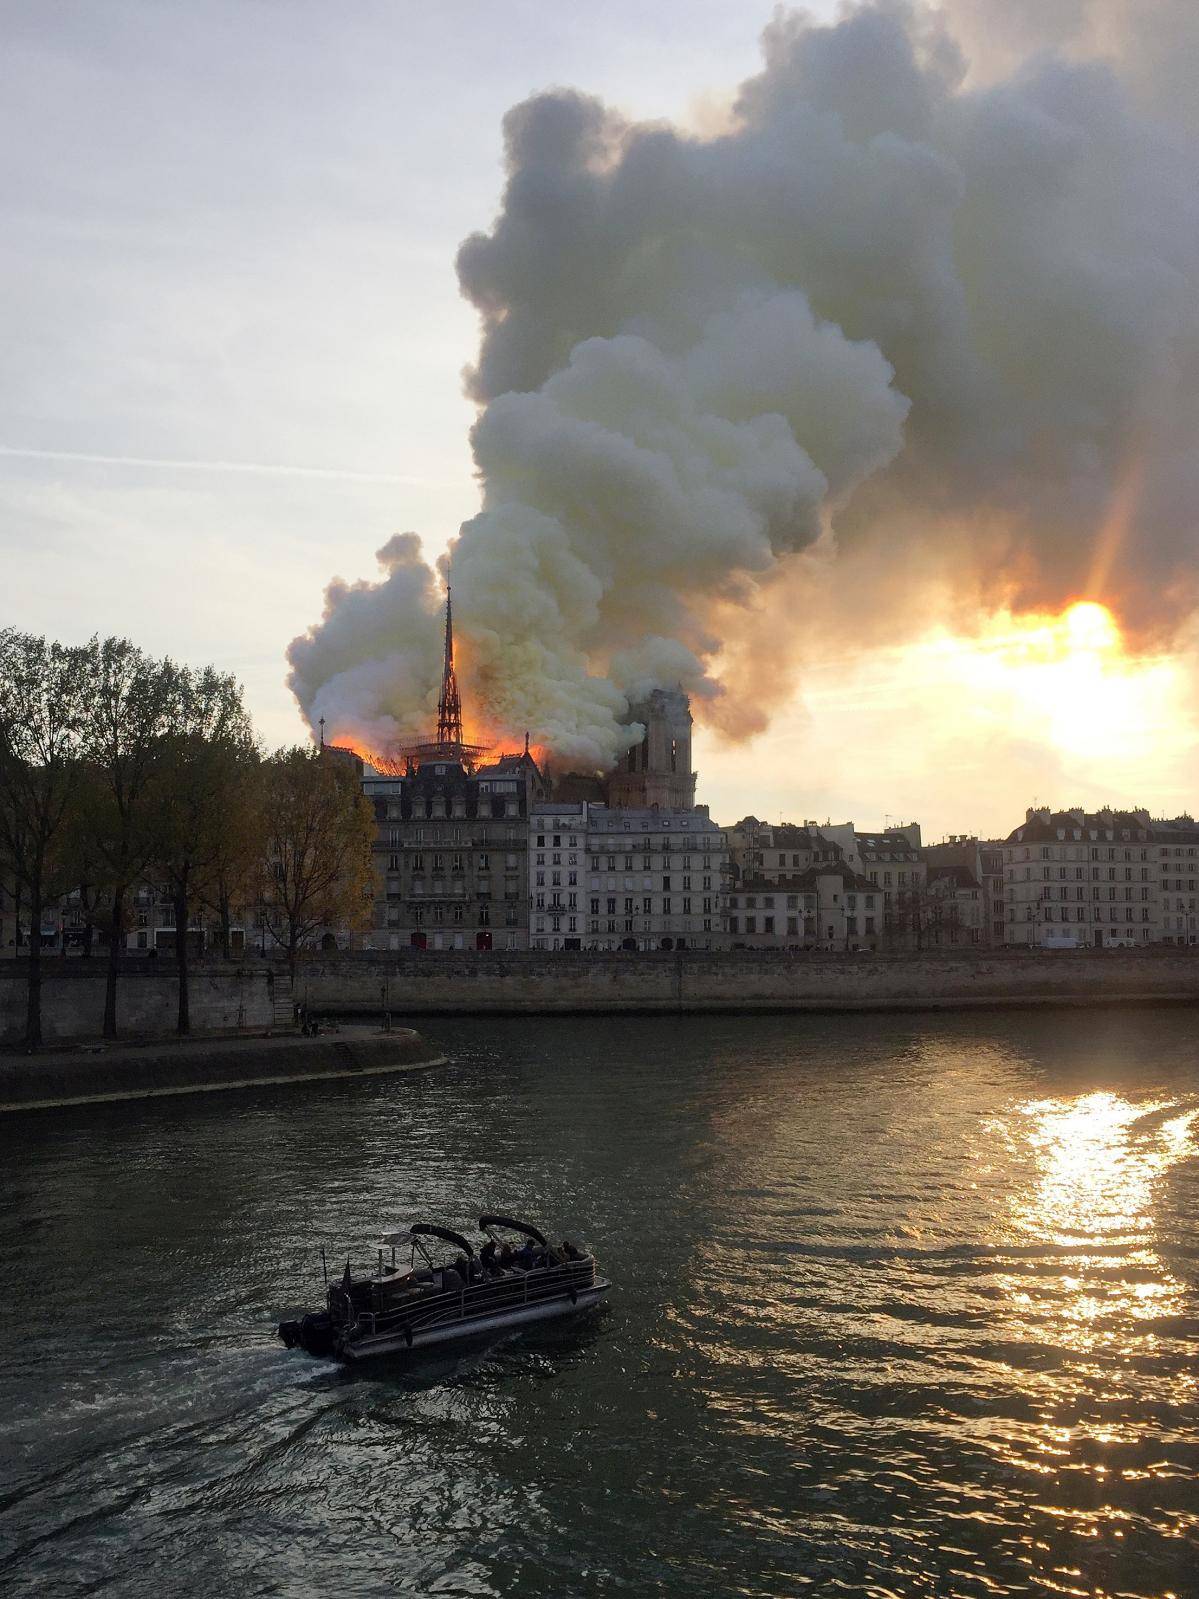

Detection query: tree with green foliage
xmin=194 ymin=742 xmax=265 ymax=962
xmin=152 ymin=666 xmax=256 ymax=1033
xmin=257 ymin=747 xmax=375 ymax=991
xmin=0 ymin=630 xmax=93 ymax=1049
xmin=83 ymin=638 xmax=183 ymax=1039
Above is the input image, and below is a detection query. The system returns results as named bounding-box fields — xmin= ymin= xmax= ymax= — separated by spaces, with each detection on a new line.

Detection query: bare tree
xmin=0 ymin=631 xmax=92 ymax=1049
xmin=257 ymin=747 xmax=375 ymax=990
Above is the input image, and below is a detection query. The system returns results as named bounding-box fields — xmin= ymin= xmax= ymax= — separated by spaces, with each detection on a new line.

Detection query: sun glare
xmin=926 ymin=600 xmax=1179 ymax=763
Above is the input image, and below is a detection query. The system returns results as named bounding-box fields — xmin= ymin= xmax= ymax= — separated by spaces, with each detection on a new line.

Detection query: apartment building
xmin=529 ymin=800 xmax=727 ymax=950
xmin=981 ymin=843 xmax=1005 ymax=945
xmin=363 ymin=748 xmax=547 ymax=951
xmin=923 ymin=865 xmax=985 ymax=945
xmin=847 ymin=825 xmax=929 ymax=946
xmin=1002 ymin=806 xmax=1198 ymax=947
xmin=728 ymin=819 xmax=845 ymax=884
xmin=923 ymin=836 xmax=988 ymax=945
xmin=726 ymin=861 xmax=880 ymax=949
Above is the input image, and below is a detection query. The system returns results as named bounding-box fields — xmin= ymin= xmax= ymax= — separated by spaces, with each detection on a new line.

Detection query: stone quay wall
xmin=0 ymin=964 xmax=274 ymax=1045
xmin=0 ymin=1029 xmax=445 ymax=1112
xmin=4 ymin=949 xmax=1197 ymax=1044
xmin=296 ymin=948 xmax=1199 ymax=1016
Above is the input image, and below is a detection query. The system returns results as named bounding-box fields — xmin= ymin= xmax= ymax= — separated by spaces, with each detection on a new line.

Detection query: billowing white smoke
xmin=289 ymin=0 xmax=1199 ymax=765
xmin=287 ymin=533 xmax=443 ymax=751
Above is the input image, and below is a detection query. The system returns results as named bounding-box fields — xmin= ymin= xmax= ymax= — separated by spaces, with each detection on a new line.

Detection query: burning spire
xmin=383 ymin=585 xmax=488 ymax=769
xmin=436 ymin=587 xmax=463 ymax=746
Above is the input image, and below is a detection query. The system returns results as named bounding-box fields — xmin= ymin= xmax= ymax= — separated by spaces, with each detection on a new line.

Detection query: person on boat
xmin=561 ymin=1239 xmax=582 ymax=1261
xmin=513 ymin=1240 xmax=536 ymax=1270
xmin=480 ymin=1237 xmax=498 ymax=1274
xmin=498 ymin=1242 xmax=515 ymax=1272
xmin=439 ymin=1256 xmax=465 ymax=1291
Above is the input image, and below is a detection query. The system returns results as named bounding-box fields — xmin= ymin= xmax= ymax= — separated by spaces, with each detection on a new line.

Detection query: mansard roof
xmin=730 ymin=863 xmax=876 ymax=895
xmin=1004 ymin=808 xmax=1156 ymax=846
xmin=857 ymin=835 xmax=921 ymax=860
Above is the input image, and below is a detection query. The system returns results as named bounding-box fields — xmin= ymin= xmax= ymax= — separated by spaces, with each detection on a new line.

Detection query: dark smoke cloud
xmin=290 ymin=0 xmax=1199 ymax=762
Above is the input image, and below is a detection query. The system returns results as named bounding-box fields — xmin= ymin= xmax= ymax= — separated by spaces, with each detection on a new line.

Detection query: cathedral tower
xmin=606 ymin=687 xmax=695 ymax=810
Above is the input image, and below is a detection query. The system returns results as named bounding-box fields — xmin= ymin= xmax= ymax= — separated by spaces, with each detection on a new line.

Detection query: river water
xmin=2 ymin=1010 xmax=1198 ymax=1597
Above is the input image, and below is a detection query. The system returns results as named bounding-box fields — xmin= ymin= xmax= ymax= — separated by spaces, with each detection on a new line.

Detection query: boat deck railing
xmin=343 ymin=1257 xmax=597 ymax=1344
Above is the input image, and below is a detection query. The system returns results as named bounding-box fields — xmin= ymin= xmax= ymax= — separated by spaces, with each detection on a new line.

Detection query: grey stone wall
xmin=0 ymin=1029 xmax=442 ymax=1109
xmin=296 ymin=947 xmax=1199 ymax=1015
xmin=5 ymin=949 xmax=1197 ymax=1042
xmin=0 ymin=965 xmax=274 ymax=1044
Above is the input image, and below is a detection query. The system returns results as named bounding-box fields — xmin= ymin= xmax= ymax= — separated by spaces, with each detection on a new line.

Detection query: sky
xmin=2 ymin=0 xmax=1196 ymax=840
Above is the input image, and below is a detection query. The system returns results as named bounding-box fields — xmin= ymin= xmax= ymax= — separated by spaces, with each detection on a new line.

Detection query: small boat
xmin=278 ymin=1214 xmax=609 ymax=1363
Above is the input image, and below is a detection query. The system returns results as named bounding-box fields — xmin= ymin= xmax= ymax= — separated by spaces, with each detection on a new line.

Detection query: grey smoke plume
xmin=289 ymin=0 xmax=1199 ymax=766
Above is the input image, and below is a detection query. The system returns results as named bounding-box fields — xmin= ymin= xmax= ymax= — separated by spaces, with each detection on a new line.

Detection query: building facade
xmin=923 ymin=864 xmax=985 ymax=945
xmin=1002 ymin=807 xmax=1199 ymax=947
xmin=922 ymin=837 xmax=987 ymax=945
xmin=529 ymin=799 xmax=727 ymax=950
xmin=981 ymin=843 xmax=1005 ymax=945
xmin=727 ymin=862 xmax=881 ymax=949
xmin=849 ymin=825 xmax=929 ymax=945
xmin=363 ymin=749 xmax=546 ymax=952
xmin=728 ymin=819 xmax=845 ymax=886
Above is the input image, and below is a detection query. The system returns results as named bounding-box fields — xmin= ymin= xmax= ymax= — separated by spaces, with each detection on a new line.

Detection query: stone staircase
xmin=270 ymin=971 xmax=296 ymax=1031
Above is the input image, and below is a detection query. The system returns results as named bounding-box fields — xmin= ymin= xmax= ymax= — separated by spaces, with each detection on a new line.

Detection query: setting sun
xmin=927 ymin=600 xmax=1179 ymax=764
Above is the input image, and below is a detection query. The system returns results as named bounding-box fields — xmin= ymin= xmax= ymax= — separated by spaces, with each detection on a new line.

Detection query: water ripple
xmin=1 ymin=1009 xmax=1197 ymax=1596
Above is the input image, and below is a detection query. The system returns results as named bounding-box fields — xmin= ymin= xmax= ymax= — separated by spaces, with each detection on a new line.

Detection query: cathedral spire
xmin=436 ymin=587 xmax=463 ymax=746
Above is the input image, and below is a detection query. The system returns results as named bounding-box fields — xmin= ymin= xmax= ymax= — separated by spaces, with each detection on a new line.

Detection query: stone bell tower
xmin=606 ymin=687 xmax=696 ymax=810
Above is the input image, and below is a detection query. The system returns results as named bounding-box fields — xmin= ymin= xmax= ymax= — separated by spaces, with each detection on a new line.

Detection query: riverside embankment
xmin=0 ymin=962 xmax=274 ymax=1045
xmin=0 ymin=1027 xmax=446 ymax=1112
xmin=297 ymin=947 xmax=1199 ymax=1015
xmin=4 ymin=949 xmax=1196 ymax=1051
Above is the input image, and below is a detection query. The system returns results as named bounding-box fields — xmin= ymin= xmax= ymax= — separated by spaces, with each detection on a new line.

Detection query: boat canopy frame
xmin=378 ymin=1223 xmax=477 ymax=1258
xmin=479 ymin=1215 xmax=548 ymax=1247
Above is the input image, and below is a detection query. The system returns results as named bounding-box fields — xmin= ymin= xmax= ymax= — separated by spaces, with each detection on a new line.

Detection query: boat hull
xmin=338 ymin=1278 xmax=610 ymax=1362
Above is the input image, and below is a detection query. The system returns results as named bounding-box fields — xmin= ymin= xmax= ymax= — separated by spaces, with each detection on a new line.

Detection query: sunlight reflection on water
xmin=1 ymin=1012 xmax=1197 ymax=1597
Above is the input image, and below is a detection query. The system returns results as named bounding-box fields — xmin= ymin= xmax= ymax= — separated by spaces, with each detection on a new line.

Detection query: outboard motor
xmin=277 ymin=1310 xmax=336 ymax=1357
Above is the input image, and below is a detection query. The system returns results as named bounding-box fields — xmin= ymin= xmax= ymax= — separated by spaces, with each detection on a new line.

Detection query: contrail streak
xmin=0 ymin=445 xmax=460 ymax=488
